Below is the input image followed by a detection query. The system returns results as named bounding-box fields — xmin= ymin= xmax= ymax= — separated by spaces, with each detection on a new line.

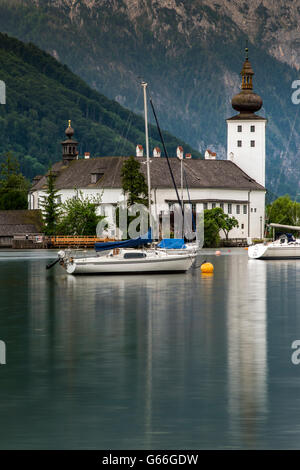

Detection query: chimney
xmin=185 ymin=153 xmax=192 ymax=159
xmin=84 ymin=152 xmax=90 ymax=159
xmin=205 ymin=149 xmax=216 ymax=160
xmin=176 ymin=146 xmax=184 ymax=160
xmin=153 ymin=147 xmax=161 ymax=158
xmin=136 ymin=145 xmax=143 ymax=157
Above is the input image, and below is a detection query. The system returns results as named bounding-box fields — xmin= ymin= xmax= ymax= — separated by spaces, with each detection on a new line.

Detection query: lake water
xmin=0 ymin=248 xmax=300 ymax=449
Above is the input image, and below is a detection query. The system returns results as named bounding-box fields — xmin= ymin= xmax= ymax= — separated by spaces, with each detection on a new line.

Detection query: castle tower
xmin=227 ymin=48 xmax=267 ymax=187
xmin=61 ymin=120 xmax=79 ymax=163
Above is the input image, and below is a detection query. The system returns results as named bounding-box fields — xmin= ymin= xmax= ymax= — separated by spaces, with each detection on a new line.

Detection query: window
xmin=251 ymin=125 xmax=255 ymax=132
xmin=220 ymin=203 xmax=224 ymax=210
xmin=203 ymin=203 xmax=208 ymax=210
xmin=124 ymin=252 xmax=146 ymax=259
xmin=237 ymin=125 xmax=242 ymax=132
xmin=91 ymin=173 xmax=104 ymax=184
xmin=243 ymin=205 xmax=247 ymax=214
xmin=212 ymin=203 xmax=216 ymax=209
xmin=228 ymin=204 xmax=232 ymax=214
xmin=251 ymin=140 xmax=255 ymax=147
xmin=56 ymin=195 xmax=62 ymax=204
xmin=237 ymin=140 xmax=242 ymax=147
xmin=236 ymin=205 xmax=240 ymax=214
xmin=254 ymin=208 xmax=257 ymax=213
xmin=241 ymin=224 xmax=244 ymax=229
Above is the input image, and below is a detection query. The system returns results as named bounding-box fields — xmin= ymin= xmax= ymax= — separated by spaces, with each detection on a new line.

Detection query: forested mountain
xmin=0 ymin=32 xmax=199 ymax=180
xmin=0 ymin=0 xmax=299 ymax=196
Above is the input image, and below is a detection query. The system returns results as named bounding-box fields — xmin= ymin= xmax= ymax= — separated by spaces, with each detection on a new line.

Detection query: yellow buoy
xmin=201 ymin=262 xmax=214 ymax=274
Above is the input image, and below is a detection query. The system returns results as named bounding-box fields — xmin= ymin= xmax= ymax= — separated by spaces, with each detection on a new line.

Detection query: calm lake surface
xmin=1 ymin=249 xmax=300 ymax=449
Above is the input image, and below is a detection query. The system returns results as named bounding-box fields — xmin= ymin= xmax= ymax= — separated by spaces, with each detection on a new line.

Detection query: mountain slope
xmin=0 ymin=0 xmax=300 ymax=195
xmin=0 ymin=31 xmax=200 ymax=179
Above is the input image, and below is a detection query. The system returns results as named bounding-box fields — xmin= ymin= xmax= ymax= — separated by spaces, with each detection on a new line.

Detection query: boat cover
xmin=95 ymin=229 xmax=152 ymax=252
xmin=157 ymin=238 xmax=186 ymax=249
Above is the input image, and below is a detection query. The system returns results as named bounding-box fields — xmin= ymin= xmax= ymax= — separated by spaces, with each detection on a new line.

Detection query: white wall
xmin=30 ymin=185 xmax=265 ymax=240
xmin=227 ymin=119 xmax=266 ymax=187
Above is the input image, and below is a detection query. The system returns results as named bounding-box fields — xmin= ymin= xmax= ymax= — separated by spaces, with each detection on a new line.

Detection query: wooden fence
xmin=50 ymin=236 xmax=116 ymax=247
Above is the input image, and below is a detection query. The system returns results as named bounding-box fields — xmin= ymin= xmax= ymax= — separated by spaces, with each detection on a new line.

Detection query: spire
xmin=61 ymin=120 xmax=78 ymax=163
xmin=65 ymin=119 xmax=74 ymax=139
xmin=231 ymin=46 xmax=262 ymax=117
xmin=240 ymin=44 xmax=254 ymax=91
xmin=245 ymin=40 xmax=249 ymax=60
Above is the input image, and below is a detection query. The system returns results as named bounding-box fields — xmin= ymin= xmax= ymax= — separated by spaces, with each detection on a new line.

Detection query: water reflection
xmin=227 ymin=258 xmax=267 ymax=448
xmin=2 ymin=251 xmax=300 ymax=448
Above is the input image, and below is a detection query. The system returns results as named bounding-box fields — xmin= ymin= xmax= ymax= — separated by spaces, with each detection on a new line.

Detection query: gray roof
xmin=227 ymin=113 xmax=267 ymax=121
xmin=0 ymin=210 xmax=43 ymax=236
xmin=30 ymin=157 xmax=265 ymax=192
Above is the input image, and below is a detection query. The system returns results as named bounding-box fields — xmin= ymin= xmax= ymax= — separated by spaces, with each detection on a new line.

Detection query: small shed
xmin=0 ymin=210 xmax=44 ymax=247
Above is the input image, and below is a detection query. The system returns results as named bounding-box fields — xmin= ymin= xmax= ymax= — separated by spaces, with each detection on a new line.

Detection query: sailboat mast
xmin=181 ymin=158 xmax=183 ymax=206
xmin=141 ymin=81 xmax=152 ymax=218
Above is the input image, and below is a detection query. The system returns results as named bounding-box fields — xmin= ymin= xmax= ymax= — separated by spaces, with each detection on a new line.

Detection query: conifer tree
xmin=41 ymin=171 xmax=61 ymax=235
xmin=121 ymin=156 xmax=148 ymax=206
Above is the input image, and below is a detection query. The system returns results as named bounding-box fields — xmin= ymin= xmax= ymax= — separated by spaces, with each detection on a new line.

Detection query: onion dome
xmin=65 ymin=119 xmax=74 ymax=139
xmin=231 ymin=47 xmax=263 ymax=116
xmin=61 ymin=120 xmax=78 ymax=163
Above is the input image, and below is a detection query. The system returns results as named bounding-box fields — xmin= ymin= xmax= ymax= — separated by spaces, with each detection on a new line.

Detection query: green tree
xmin=121 ymin=156 xmax=148 ymax=206
xmin=117 ymin=157 xmax=149 ymax=238
xmin=40 ymin=170 xmax=61 ymax=235
xmin=219 ymin=212 xmax=239 ymax=240
xmin=204 ymin=212 xmax=220 ymax=248
xmin=0 ymin=151 xmax=29 ymax=210
xmin=204 ymin=207 xmax=239 ymax=247
xmin=266 ymin=195 xmax=300 ymax=227
xmin=57 ymin=190 xmax=105 ymax=236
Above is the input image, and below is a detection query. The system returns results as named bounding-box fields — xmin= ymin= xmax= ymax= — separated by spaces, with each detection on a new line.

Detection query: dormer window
xmin=91 ymin=172 xmax=104 ymax=184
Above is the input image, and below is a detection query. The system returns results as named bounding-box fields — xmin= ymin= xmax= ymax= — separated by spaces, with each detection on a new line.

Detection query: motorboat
xmin=248 ymin=233 xmax=300 ymax=259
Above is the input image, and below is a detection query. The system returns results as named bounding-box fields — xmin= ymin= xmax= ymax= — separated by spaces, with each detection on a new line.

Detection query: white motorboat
xmin=57 ymin=248 xmax=196 ymax=274
xmin=248 ymin=234 xmax=300 ymax=259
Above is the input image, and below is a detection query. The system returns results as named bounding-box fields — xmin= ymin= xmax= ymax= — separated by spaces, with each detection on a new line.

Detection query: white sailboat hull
xmin=62 ymin=251 xmax=196 ymax=274
xmin=248 ymin=243 xmax=300 ymax=259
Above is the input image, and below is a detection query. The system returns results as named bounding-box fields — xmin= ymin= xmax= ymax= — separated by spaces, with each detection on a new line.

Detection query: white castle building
xmin=29 ymin=51 xmax=266 ymax=240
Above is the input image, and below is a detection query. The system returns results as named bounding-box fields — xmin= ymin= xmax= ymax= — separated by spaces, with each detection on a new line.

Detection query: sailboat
xmin=50 ymin=82 xmax=196 ymax=275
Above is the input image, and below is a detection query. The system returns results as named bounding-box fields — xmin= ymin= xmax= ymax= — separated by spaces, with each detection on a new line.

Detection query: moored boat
xmin=248 ymin=234 xmax=300 ymax=260
xmin=58 ymin=248 xmax=196 ymax=274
